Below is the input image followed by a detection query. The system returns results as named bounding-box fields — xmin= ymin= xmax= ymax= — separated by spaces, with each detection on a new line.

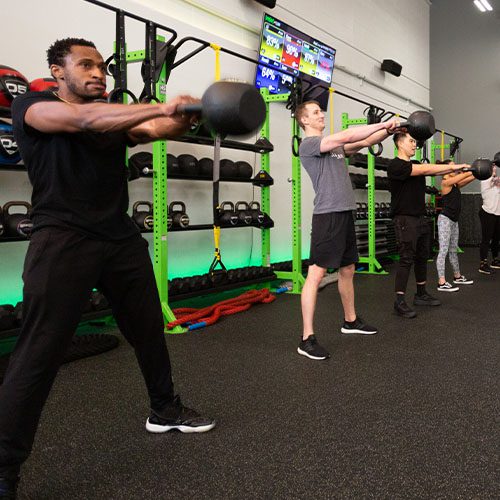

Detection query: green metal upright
xmin=259 ymin=90 xmax=305 ymax=293
xmin=342 ymin=112 xmax=387 ymax=274
xmin=124 ymin=41 xmax=185 ymax=333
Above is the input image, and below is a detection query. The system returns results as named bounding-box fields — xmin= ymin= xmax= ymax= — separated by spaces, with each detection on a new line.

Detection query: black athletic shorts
xmin=309 ymin=211 xmax=359 ymax=269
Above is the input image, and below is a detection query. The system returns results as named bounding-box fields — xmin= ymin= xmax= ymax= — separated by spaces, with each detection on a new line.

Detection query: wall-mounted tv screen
xmin=255 ymin=13 xmax=336 ymax=108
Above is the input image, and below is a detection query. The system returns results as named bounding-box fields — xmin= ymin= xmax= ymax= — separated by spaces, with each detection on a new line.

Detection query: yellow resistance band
xmin=328 ymin=87 xmax=335 ymax=133
xmin=210 ymin=43 xmax=221 ymax=81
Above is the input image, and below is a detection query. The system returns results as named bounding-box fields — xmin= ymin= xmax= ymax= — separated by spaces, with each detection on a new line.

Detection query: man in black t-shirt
xmin=0 ymin=38 xmax=214 ymax=498
xmin=388 ymin=132 xmax=468 ymax=318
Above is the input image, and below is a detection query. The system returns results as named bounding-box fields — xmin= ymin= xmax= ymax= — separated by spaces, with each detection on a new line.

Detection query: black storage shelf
xmin=167 ymin=173 xmax=274 ymax=186
xmin=141 ymin=221 xmax=274 ymax=233
xmin=169 ymin=135 xmax=274 ymax=154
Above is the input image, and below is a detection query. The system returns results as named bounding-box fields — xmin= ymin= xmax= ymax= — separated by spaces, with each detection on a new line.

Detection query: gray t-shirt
xmin=299 ymin=136 xmax=356 ymax=214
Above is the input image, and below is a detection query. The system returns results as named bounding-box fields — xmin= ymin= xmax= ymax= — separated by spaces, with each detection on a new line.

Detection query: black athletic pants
xmin=0 ymin=227 xmax=175 ymax=479
xmin=479 ymin=208 xmax=500 ymax=260
xmin=393 ymin=215 xmax=431 ymax=293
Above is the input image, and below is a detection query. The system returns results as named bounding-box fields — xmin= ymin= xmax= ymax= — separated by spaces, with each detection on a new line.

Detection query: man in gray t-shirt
xmin=295 ymin=100 xmax=399 ymax=360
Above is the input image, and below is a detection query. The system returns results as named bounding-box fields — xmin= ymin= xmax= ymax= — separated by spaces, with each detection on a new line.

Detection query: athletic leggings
xmin=479 ymin=208 xmax=500 ymax=260
xmin=436 ymin=214 xmax=460 ymax=278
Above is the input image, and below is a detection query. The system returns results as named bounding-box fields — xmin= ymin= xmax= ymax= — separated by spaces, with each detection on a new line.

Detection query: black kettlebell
xmin=3 ymin=201 xmax=32 ymax=238
xmin=218 ymin=201 xmax=238 ymax=226
xmin=199 ymin=157 xmax=214 ymax=177
xmin=235 ymin=160 xmax=253 ymax=179
xmin=169 ymin=201 xmax=189 ymax=228
xmin=398 ymin=111 xmax=435 ymax=142
xmin=248 ymin=201 xmax=265 ymax=224
xmin=178 ymin=154 xmax=199 ymax=177
xmin=467 ymin=158 xmax=494 ymax=180
xmin=132 ymin=201 xmax=154 ymax=231
xmin=235 ymin=201 xmax=252 ymax=225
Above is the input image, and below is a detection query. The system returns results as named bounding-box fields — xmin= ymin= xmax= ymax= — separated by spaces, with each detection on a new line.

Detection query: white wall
xmin=0 ymin=0 xmax=431 ymax=303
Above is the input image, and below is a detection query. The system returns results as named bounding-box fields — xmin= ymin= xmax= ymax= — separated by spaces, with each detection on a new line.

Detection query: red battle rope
xmin=167 ymin=288 xmax=276 ymax=331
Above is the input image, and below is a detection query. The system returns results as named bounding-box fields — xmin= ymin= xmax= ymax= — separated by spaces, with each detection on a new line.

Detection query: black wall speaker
xmin=254 ymin=0 xmax=277 ymax=8
xmin=381 ymin=59 xmax=402 ymax=77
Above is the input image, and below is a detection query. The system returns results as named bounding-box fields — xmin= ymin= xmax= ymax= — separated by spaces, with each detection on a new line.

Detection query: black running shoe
xmin=341 ymin=316 xmax=378 ymax=335
xmin=491 ymin=259 xmax=500 ymax=269
xmin=146 ymin=395 xmax=215 ymax=434
xmin=0 ymin=477 xmax=18 ymax=500
xmin=479 ymin=261 xmax=495 ymax=274
xmin=297 ymin=335 xmax=330 ymax=360
xmin=394 ymin=299 xmax=417 ymax=318
xmin=413 ymin=292 xmax=441 ymax=306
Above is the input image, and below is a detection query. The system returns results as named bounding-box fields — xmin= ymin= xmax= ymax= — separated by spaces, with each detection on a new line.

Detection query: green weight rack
xmin=342 ymin=112 xmax=388 ymax=274
xmin=259 ymin=90 xmax=305 ymax=294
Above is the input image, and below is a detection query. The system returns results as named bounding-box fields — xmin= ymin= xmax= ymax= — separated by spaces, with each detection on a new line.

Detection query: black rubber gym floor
xmin=16 ymin=250 xmax=499 ymax=499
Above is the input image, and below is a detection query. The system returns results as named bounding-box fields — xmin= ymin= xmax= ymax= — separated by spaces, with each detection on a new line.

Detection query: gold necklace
xmin=52 ymin=91 xmax=75 ymax=104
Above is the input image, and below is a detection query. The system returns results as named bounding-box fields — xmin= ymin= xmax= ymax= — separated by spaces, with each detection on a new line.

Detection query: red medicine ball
xmin=0 ymin=65 xmax=29 ymax=108
xmin=30 ymin=77 xmax=58 ymax=92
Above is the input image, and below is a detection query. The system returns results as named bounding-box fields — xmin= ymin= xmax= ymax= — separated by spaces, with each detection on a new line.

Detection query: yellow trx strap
xmin=210 ymin=43 xmax=221 ymax=81
xmin=440 ymin=130 xmax=445 ymax=161
xmin=328 ymin=87 xmax=335 ymax=133
xmin=213 ymin=225 xmax=221 ymax=260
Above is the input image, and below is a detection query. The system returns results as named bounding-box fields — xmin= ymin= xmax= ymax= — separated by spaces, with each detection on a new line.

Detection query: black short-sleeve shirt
xmin=387 ymin=157 xmax=426 ymax=217
xmin=11 ymin=91 xmax=139 ymax=240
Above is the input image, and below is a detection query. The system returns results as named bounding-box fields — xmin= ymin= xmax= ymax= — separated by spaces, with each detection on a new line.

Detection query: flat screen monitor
xmin=255 ymin=13 xmax=336 ymax=109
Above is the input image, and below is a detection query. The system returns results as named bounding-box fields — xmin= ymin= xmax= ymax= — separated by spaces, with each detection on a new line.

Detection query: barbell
xmin=176 ymin=81 xmax=266 ymax=136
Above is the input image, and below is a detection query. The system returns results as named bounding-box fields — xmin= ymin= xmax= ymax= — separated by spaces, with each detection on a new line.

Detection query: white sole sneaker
xmin=145 ymin=419 xmax=216 ymax=434
xmin=437 ymin=286 xmax=459 ymax=292
xmin=340 ymin=327 xmax=378 ymax=334
xmin=453 ymin=280 xmax=473 ymax=285
xmin=297 ymin=347 xmax=329 ymax=360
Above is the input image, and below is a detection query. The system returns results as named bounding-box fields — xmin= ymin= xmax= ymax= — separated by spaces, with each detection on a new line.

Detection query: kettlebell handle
xmin=3 ymin=201 xmax=32 ymax=215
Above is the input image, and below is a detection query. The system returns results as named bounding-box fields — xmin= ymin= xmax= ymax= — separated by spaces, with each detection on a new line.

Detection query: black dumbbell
xmin=235 ymin=201 xmax=252 ymax=225
xmin=132 ymin=201 xmax=154 ymax=231
xmin=248 ymin=201 xmax=265 ymax=225
xmin=0 ymin=206 xmax=4 ymax=238
xmin=199 ymin=157 xmax=213 ymax=177
xmin=219 ymin=201 xmax=238 ymax=226
xmin=178 ymin=154 xmax=199 ymax=176
xmin=169 ymin=201 xmax=189 ymax=228
xmin=235 ymin=160 xmax=253 ymax=179
xmin=3 ymin=201 xmax=32 ymax=238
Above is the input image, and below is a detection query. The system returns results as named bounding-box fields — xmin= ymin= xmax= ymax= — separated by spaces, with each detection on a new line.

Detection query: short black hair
xmin=393 ymin=132 xmax=407 ymax=148
xmin=47 ymin=38 xmax=96 ymax=67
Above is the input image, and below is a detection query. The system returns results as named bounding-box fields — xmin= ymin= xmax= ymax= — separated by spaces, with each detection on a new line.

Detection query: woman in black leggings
xmin=478 ymin=167 xmax=500 ymax=274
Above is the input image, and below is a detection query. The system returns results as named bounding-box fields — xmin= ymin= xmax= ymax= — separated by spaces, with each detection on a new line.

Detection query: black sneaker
xmin=0 ymin=477 xmax=18 ymax=500
xmin=413 ymin=292 xmax=441 ymax=306
xmin=452 ymin=275 xmax=473 ymax=285
xmin=297 ymin=335 xmax=330 ymax=360
xmin=341 ymin=316 xmax=378 ymax=335
xmin=394 ymin=299 xmax=417 ymax=318
xmin=437 ymin=281 xmax=459 ymax=292
xmin=479 ymin=261 xmax=494 ymax=274
xmin=146 ymin=395 xmax=215 ymax=434
xmin=491 ymin=259 xmax=500 ymax=269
